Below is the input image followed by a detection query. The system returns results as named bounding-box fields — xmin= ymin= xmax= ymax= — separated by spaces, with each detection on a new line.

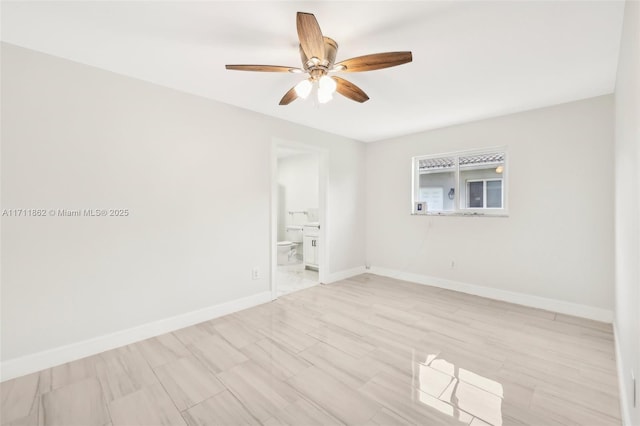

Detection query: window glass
xmin=412 ymin=149 xmax=506 ymax=215
xmin=458 ymin=153 xmax=504 ymax=210
xmin=467 ymin=181 xmax=484 ymax=208
xmin=417 ymin=157 xmax=455 ymax=212
xmin=486 ymin=180 xmax=503 ymax=208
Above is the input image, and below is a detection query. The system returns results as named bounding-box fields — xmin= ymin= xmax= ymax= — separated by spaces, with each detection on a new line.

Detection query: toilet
xmin=277 ymin=241 xmax=296 ymax=265
xmin=277 ymin=226 xmax=303 ymax=265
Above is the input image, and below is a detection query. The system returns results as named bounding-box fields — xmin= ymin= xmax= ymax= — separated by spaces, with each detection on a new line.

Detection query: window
xmin=466 ymin=179 xmax=503 ymax=208
xmin=412 ymin=148 xmax=507 ymax=215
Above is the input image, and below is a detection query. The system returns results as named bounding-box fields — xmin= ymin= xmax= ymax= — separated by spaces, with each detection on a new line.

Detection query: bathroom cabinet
xmin=303 ymin=235 xmax=319 ymax=270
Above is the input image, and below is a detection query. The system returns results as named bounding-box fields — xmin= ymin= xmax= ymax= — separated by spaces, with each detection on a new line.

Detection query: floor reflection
xmin=416 ymin=354 xmax=503 ymax=426
xmin=276 ymin=261 xmax=319 ymax=296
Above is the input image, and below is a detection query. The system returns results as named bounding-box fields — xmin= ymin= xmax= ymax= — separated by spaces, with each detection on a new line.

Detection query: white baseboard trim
xmin=0 ymin=291 xmax=272 ymax=382
xmin=613 ymin=322 xmax=633 ymax=426
xmin=324 ymin=266 xmax=368 ymax=284
xmin=369 ymin=266 xmax=613 ymax=323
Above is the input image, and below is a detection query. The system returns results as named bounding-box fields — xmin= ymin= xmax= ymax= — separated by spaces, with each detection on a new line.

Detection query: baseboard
xmin=369 ymin=266 xmax=613 ymax=323
xmin=324 ymin=266 xmax=368 ymax=284
xmin=0 ymin=291 xmax=272 ymax=382
xmin=614 ymin=322 xmax=634 ymax=426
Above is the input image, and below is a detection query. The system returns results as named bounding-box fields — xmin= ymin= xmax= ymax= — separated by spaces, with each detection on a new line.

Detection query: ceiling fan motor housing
xmin=300 ymin=37 xmax=338 ymax=78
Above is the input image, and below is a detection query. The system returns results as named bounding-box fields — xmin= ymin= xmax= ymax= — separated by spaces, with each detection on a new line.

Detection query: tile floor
xmin=276 ymin=261 xmax=319 ymax=297
xmin=0 ymin=274 xmax=621 ymax=425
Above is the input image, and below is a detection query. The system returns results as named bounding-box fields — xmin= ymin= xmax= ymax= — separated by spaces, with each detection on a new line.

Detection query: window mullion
xmin=483 ymin=179 xmax=487 ymax=209
xmin=454 ymin=155 xmax=460 ymax=213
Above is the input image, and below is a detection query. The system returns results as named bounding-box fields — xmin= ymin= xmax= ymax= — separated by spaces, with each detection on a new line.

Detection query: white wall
xmin=366 ymin=95 xmax=615 ymax=315
xmin=614 ymin=1 xmax=640 ymax=424
xmin=0 ymin=43 xmax=366 ymax=367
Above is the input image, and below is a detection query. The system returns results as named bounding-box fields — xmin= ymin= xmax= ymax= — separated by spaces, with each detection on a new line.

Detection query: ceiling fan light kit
xmin=294 ymin=79 xmax=313 ymax=99
xmin=225 ymin=12 xmax=412 ymax=105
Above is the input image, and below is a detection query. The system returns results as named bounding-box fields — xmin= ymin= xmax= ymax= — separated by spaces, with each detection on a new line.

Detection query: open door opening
xmin=270 ymin=140 xmax=327 ymax=299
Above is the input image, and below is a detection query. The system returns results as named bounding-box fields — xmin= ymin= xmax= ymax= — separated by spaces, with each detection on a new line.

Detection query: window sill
xmin=411 ymin=211 xmax=509 ymax=217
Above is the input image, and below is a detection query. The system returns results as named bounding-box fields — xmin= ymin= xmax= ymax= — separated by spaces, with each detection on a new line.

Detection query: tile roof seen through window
xmin=459 ymin=153 xmax=504 ymax=165
xmin=418 ymin=157 xmax=455 ymax=170
xmin=419 ymin=152 xmax=504 ymax=170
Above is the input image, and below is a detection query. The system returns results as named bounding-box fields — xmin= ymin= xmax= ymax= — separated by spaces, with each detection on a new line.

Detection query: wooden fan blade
xmin=296 ymin=12 xmax=325 ymax=61
xmin=225 ymin=65 xmax=301 ymax=73
xmin=335 ymin=52 xmax=412 ymax=72
xmin=279 ymin=86 xmax=298 ymax=105
xmin=332 ymin=77 xmax=369 ymax=103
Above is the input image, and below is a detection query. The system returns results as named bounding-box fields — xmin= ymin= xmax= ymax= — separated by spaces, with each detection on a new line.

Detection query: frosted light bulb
xmin=318 ymin=75 xmax=337 ymax=93
xmin=317 ymin=87 xmax=333 ymax=104
xmin=294 ymin=79 xmax=312 ymax=99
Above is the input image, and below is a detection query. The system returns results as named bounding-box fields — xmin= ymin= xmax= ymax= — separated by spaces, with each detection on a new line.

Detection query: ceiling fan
xmin=225 ymin=12 xmax=412 ymax=105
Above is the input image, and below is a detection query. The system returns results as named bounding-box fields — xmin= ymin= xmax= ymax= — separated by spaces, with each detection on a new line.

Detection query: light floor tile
xmin=307 ymin=325 xmax=376 ymax=358
xmin=470 ymin=417 xmax=492 ymax=426
xmin=439 ymin=379 xmax=503 ymax=426
xmin=41 ymin=378 xmax=110 ymax=426
xmin=0 ymin=373 xmax=40 ymax=424
xmin=133 ymin=333 xmax=190 ymax=368
xmin=287 ymin=366 xmax=378 ymax=425
xmin=182 ymin=390 xmax=260 ymax=426
xmin=188 ymin=334 xmax=248 ymax=374
xmin=530 ymin=385 xmax=621 ymax=424
xmin=276 ymin=262 xmax=319 ymax=297
xmin=360 ymin=371 xmax=472 ymax=425
xmin=1 ymin=274 xmax=622 ymax=426
xmin=370 ymin=407 xmax=413 ymax=426
xmin=263 ymin=397 xmax=343 ymax=426
xmin=2 ymin=405 xmax=40 ymax=426
xmin=153 ymin=355 xmax=225 ymax=411
xmin=172 ymin=324 xmax=215 ymax=347
xmin=108 ymin=382 xmax=185 ymax=426
xmin=239 ymin=338 xmax=311 ymax=380
xmin=95 ymin=346 xmax=158 ymax=402
xmin=51 ymin=356 xmax=99 ymax=390
xmin=258 ymin=323 xmax=318 ymax=353
xmin=218 ymin=361 xmax=299 ymax=422
xmin=299 ymin=342 xmax=383 ymax=389
xmin=212 ymin=318 xmax=263 ymax=349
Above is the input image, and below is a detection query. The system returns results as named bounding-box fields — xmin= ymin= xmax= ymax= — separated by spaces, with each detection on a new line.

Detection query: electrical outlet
xmin=365 ymin=264 xmax=371 ymax=270
xmin=251 ymin=268 xmax=260 ymax=280
xmin=450 ymin=260 xmax=455 ymax=269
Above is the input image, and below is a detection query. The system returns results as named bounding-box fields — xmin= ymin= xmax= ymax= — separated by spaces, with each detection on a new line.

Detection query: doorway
xmin=270 ymin=139 xmax=327 ymax=299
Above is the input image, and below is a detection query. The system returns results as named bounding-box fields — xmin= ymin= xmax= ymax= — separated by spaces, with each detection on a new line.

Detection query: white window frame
xmin=411 ymin=147 xmax=508 ymax=217
xmin=465 ymin=178 xmax=504 ymax=209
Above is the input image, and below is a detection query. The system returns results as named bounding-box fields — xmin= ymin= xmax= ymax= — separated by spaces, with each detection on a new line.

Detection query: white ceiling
xmin=1 ymin=1 xmax=625 ymax=142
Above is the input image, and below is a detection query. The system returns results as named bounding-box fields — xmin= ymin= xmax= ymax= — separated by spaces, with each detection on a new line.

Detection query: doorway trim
xmin=270 ymin=138 xmax=329 ymax=300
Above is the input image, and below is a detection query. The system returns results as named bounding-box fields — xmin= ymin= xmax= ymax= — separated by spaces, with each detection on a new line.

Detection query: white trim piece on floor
xmin=369 ymin=266 xmax=613 ymax=323
xmin=0 ymin=291 xmax=272 ymax=383
xmin=614 ymin=322 xmax=633 ymax=426
xmin=324 ymin=266 xmax=368 ymax=284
